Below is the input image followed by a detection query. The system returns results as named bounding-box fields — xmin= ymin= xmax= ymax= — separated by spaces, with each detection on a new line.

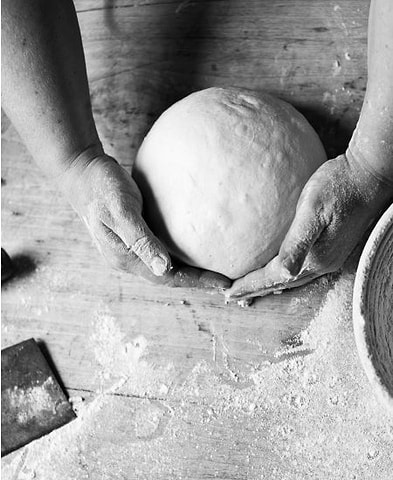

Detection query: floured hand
xmin=226 ymin=152 xmax=393 ymax=301
xmin=59 ymin=153 xmax=231 ymax=291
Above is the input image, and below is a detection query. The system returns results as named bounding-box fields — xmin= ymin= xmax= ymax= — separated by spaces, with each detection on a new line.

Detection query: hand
xmin=226 ymin=152 xmax=393 ymax=301
xmin=59 ymin=153 xmax=231 ymax=291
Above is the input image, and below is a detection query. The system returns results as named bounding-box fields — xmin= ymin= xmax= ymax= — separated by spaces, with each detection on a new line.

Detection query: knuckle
xmin=297 ymin=186 xmax=324 ymax=217
xmin=129 ymin=235 xmax=155 ymax=258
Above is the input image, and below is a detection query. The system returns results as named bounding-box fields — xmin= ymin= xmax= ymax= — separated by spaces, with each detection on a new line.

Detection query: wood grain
xmin=1 ymin=0 xmax=368 ymax=476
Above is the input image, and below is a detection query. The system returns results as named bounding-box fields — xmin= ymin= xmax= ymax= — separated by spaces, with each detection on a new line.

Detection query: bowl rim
xmin=353 ymin=202 xmax=393 ymax=413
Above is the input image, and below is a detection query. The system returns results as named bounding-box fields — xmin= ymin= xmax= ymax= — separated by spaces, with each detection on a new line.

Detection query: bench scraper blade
xmin=1 ymin=338 xmax=76 ymax=456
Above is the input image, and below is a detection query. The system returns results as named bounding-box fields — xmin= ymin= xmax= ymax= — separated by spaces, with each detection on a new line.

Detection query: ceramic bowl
xmin=353 ymin=202 xmax=393 ymax=413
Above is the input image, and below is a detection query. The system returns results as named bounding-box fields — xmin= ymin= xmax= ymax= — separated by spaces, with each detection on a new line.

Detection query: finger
xmin=91 ymin=221 xmax=140 ymax=273
xmin=225 ymin=256 xmax=291 ymax=300
xmin=226 ymin=255 xmax=324 ymax=301
xmin=94 ymin=222 xmax=231 ymax=291
xmin=228 ymin=270 xmax=321 ymax=301
xmin=108 ymin=212 xmax=172 ymax=277
xmin=170 ymin=266 xmax=232 ymax=291
xmin=142 ymin=263 xmax=231 ymax=290
xmin=87 ymin=220 xmax=164 ymax=280
xmin=278 ymin=205 xmax=326 ymax=276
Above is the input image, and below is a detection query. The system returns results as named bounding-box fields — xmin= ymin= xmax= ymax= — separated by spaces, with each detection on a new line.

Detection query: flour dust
xmin=2 ymin=273 xmax=392 ymax=480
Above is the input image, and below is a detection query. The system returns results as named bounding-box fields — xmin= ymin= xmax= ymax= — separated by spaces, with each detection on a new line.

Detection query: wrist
xmin=345 ymin=146 xmax=393 ymax=208
xmin=53 ymin=143 xmax=105 ymax=180
xmin=55 ymin=147 xmax=119 ymax=207
xmin=348 ymin=115 xmax=393 ymax=188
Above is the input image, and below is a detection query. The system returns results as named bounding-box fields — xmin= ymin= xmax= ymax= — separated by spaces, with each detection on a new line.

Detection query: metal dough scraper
xmin=1 ymin=338 xmax=76 ymax=456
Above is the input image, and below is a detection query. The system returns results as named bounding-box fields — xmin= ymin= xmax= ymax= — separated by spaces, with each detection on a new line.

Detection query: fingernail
xmin=282 ymin=256 xmax=293 ymax=271
xmin=226 ymin=289 xmax=243 ymax=299
xmin=150 ymin=255 xmax=169 ymax=276
xmin=282 ymin=257 xmax=300 ymax=277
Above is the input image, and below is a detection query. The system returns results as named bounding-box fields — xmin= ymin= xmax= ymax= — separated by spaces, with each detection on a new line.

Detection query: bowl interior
xmin=353 ymin=203 xmax=393 ymax=412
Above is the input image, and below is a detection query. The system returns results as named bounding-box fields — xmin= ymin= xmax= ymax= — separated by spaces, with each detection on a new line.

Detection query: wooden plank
xmin=1 ymin=1 xmax=372 ymax=477
xmin=1 ymin=152 xmax=331 ymax=391
xmin=1 ymin=0 xmax=365 ymax=392
xmin=2 ymin=0 xmax=363 ymax=394
xmin=75 ymin=0 xmax=368 ymax=164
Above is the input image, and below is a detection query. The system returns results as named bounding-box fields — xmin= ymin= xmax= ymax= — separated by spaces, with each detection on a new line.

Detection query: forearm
xmin=348 ymin=0 xmax=393 ymax=185
xmin=1 ymin=0 xmax=102 ymax=178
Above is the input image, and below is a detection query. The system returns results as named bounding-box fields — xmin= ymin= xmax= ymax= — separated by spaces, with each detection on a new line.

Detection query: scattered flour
xmin=6 ymin=377 xmax=57 ymax=424
xmin=2 ymin=273 xmax=392 ymax=480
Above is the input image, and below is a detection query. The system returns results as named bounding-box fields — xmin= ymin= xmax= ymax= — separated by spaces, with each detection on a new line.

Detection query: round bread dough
xmin=134 ymin=87 xmax=327 ymax=279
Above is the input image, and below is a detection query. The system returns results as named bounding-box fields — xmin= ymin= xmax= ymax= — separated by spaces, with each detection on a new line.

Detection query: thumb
xmin=279 ymin=203 xmax=325 ymax=276
xmin=117 ymin=213 xmax=172 ymax=276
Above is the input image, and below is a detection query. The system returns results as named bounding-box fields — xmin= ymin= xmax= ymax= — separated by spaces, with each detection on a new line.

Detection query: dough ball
xmin=134 ymin=87 xmax=327 ymax=279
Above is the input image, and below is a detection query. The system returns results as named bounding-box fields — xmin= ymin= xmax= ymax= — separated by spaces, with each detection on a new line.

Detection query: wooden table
xmin=1 ymin=1 xmax=370 ymax=477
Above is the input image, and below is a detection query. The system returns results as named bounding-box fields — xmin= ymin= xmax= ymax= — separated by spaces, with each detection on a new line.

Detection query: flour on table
xmin=2 ymin=272 xmax=392 ymax=480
